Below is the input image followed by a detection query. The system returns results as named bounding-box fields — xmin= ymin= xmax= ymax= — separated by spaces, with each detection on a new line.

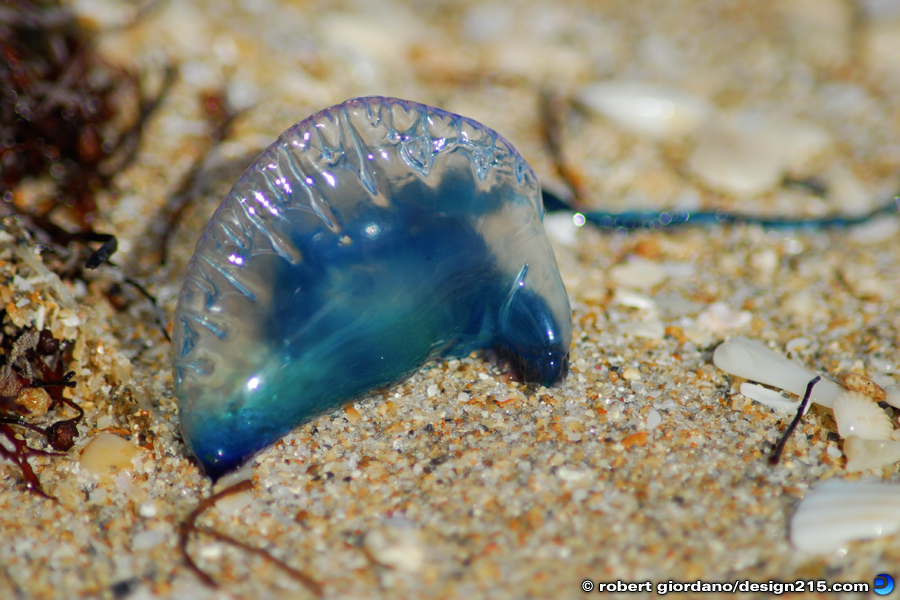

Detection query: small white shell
xmin=832 ymin=390 xmax=893 ymax=440
xmin=844 ymin=435 xmax=900 ymax=472
xmin=80 ymin=433 xmax=141 ymax=481
xmin=791 ymin=478 xmax=900 ymax=553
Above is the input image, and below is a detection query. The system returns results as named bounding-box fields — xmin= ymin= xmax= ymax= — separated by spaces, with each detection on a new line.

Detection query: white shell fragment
xmin=843 ymin=436 xmax=900 ymax=472
xmin=363 ymin=520 xmax=425 ymax=572
xmin=687 ymin=128 xmax=783 ymax=198
xmin=713 ymin=337 xmax=842 ymax=408
xmin=213 ymin=490 xmax=254 ymax=516
xmin=885 ymin=385 xmax=900 ymax=409
xmin=80 ymin=433 xmax=141 ymax=481
xmin=617 ymin=319 xmax=665 ymax=340
xmin=210 ymin=465 xmax=256 ymax=515
xmin=824 ymin=164 xmax=873 ymax=215
xmin=832 ymin=391 xmax=893 ymax=441
xmin=609 ymin=259 xmax=667 ymax=289
xmin=849 ymin=214 xmax=900 ymax=245
xmin=738 ymin=383 xmax=802 ymax=414
xmin=577 ymin=81 xmax=711 ymax=140
xmin=612 ymin=289 xmax=657 ymax=310
xmin=686 ymin=114 xmax=831 ymax=198
xmin=695 ymin=302 xmax=751 ymax=335
xmin=791 ymin=479 xmax=900 ymax=553
xmin=213 ymin=464 xmax=255 ymax=492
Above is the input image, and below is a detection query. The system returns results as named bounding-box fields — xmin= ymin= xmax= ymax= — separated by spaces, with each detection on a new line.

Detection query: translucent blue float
xmin=172 ymin=97 xmax=572 ymax=478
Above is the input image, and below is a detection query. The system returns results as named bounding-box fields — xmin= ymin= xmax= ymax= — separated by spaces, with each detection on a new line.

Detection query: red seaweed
xmin=0 ymin=326 xmax=81 ymax=497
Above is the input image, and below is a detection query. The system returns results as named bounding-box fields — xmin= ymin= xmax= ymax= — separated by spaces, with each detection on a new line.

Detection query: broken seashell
xmin=80 ymin=432 xmax=141 ymax=481
xmin=832 ymin=390 xmax=892 ymax=441
xmin=837 ymin=371 xmax=886 ymax=402
xmin=363 ymin=519 xmax=425 ymax=572
xmin=695 ymin=302 xmax=751 ymax=335
xmin=885 ymin=385 xmax=900 ymax=409
xmin=844 ymin=435 xmax=900 ymax=472
xmin=738 ymin=382 xmax=802 ymax=414
xmin=609 ymin=258 xmax=667 ymax=289
xmin=791 ymin=478 xmax=900 ymax=553
xmin=687 ymin=113 xmax=831 ymax=198
xmin=14 ymin=388 xmax=52 ymax=417
xmin=713 ymin=337 xmax=842 ymax=408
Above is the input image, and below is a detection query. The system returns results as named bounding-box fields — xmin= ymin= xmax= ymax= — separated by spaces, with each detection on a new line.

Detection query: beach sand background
xmin=2 ymin=0 xmax=900 ymax=598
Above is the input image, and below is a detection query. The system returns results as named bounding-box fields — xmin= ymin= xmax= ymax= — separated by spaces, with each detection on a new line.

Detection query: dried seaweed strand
xmin=179 ymin=479 xmax=323 ymax=597
xmin=769 ymin=376 xmax=821 ymax=465
xmin=0 ymin=422 xmax=55 ymax=500
xmin=538 ymin=89 xmax=590 ymax=204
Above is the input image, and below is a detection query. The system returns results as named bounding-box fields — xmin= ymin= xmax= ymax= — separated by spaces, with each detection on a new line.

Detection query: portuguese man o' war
xmin=172 ymin=96 xmax=572 ymax=478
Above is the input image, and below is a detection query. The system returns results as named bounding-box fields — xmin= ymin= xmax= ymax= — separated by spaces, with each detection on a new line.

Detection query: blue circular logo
xmin=874 ymin=574 xmax=894 ymax=596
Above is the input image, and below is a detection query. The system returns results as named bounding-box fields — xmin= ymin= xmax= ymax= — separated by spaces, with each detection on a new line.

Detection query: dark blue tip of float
xmin=192 ymin=442 xmax=251 ymax=482
xmin=497 ymin=346 xmax=569 ymax=387
xmin=542 ymin=352 xmax=570 ymax=385
xmin=180 ymin=413 xmax=279 ymax=480
xmin=495 ymin=279 xmax=571 ymax=386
